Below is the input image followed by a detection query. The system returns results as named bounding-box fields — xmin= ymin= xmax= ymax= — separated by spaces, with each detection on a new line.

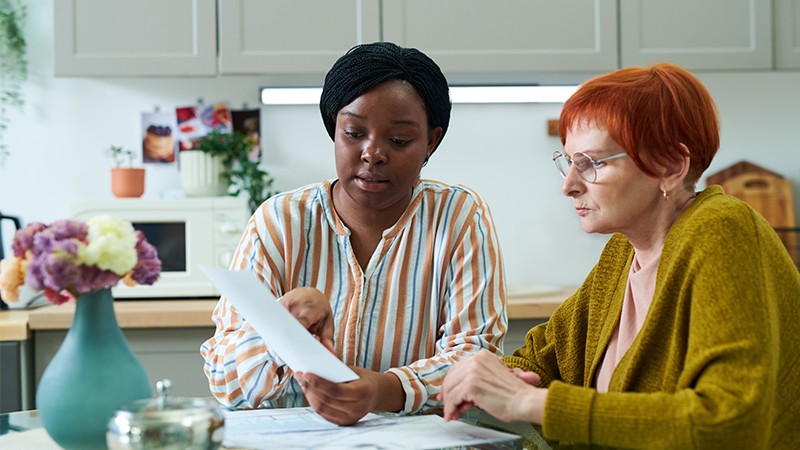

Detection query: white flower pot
xmin=179 ymin=150 xmax=228 ymax=197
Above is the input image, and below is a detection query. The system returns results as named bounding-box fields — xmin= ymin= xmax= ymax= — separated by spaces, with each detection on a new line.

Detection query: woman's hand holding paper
xmin=295 ymin=367 xmax=404 ymax=426
xmin=279 ymin=287 xmax=335 ymax=354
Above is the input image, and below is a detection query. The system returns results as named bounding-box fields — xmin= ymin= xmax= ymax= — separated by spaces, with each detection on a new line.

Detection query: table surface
xmin=0 ymin=409 xmax=553 ymax=450
xmin=0 ymin=287 xmax=577 ymax=342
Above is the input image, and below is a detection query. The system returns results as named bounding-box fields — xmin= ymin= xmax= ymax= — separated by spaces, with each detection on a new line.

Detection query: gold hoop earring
xmin=662 ymin=189 xmax=669 ymax=201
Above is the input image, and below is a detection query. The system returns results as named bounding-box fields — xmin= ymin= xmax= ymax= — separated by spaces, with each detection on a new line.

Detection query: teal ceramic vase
xmin=36 ymin=288 xmax=152 ymax=450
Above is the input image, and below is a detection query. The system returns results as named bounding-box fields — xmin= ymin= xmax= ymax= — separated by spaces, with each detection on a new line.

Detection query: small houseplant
xmin=195 ymin=130 xmax=276 ymax=213
xmin=106 ymin=145 xmax=145 ymax=198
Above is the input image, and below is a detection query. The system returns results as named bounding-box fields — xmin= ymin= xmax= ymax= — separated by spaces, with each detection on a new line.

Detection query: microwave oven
xmin=69 ymin=197 xmax=250 ymax=299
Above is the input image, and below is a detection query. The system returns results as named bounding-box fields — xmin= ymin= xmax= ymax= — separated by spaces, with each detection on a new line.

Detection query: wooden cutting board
xmin=708 ymin=163 xmax=797 ymax=264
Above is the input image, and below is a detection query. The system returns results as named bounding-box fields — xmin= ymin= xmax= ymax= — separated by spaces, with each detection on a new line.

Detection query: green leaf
xmin=195 ymin=130 xmax=276 ymax=213
xmin=0 ymin=0 xmax=27 ymax=168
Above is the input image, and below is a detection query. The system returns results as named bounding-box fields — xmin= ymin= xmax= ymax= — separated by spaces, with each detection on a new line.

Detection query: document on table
xmin=198 ymin=266 xmax=358 ymax=383
xmin=221 ymin=407 xmax=521 ymax=450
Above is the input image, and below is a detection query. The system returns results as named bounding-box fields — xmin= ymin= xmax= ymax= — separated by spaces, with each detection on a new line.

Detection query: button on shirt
xmin=200 ymin=179 xmax=507 ymax=413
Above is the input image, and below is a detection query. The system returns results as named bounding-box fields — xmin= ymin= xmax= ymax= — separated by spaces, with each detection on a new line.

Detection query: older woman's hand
xmin=295 ymin=367 xmax=404 ymax=426
xmin=438 ymin=349 xmax=547 ymax=423
xmin=279 ymin=287 xmax=335 ymax=353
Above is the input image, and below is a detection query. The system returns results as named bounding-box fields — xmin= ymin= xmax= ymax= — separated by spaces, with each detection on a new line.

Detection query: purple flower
xmin=30 ymin=221 xmax=87 ymax=258
xmin=3 ymin=217 xmax=162 ymax=306
xmin=24 ymin=258 xmax=48 ymax=292
xmin=50 ymin=238 xmax=80 ymax=258
xmin=12 ymin=223 xmax=47 ymax=257
xmin=130 ymin=231 xmax=161 ymax=286
xmin=39 ymin=252 xmax=81 ymax=292
xmin=22 ymin=224 xmax=84 ymax=293
xmin=47 ymin=220 xmax=88 ymax=241
xmin=73 ymin=266 xmax=121 ymax=294
xmin=132 ymin=258 xmax=161 ymax=285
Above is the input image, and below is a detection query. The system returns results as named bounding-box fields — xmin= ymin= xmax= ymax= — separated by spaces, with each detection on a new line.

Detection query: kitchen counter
xmin=0 ymin=309 xmax=32 ymax=341
xmin=0 ymin=300 xmax=218 ymax=342
xmin=507 ymin=286 xmax=577 ymax=319
xmin=26 ymin=299 xmax=219 ymax=330
xmin=0 ymin=287 xmax=576 ymax=341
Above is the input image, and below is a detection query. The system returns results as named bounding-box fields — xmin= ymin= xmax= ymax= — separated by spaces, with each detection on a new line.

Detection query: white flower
xmin=76 ymin=216 xmax=138 ymax=276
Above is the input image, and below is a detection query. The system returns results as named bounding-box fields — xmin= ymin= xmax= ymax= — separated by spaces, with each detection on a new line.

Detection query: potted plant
xmin=106 ymin=145 xmax=145 ymax=198
xmin=193 ymin=130 xmax=276 ymax=213
xmin=178 ymin=144 xmax=228 ymax=198
xmin=0 ymin=0 xmax=28 ymax=167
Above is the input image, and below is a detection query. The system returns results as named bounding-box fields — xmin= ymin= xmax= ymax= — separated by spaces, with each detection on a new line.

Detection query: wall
xmin=1 ymin=2 xmax=799 ymax=287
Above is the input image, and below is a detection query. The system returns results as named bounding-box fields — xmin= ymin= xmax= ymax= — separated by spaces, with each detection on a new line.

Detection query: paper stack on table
xmin=222 ymin=407 xmax=520 ymax=450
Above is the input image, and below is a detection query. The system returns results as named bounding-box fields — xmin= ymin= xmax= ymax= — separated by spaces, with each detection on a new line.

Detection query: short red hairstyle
xmin=558 ymin=63 xmax=720 ymax=185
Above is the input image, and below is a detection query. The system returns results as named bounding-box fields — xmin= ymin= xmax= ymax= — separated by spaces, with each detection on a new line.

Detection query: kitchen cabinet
xmin=54 ymin=0 xmax=797 ymax=79
xmin=619 ymin=0 xmax=772 ymax=70
xmin=27 ymin=300 xmax=219 ymax=400
xmin=218 ymin=0 xmax=381 ymax=75
xmin=0 ymin=310 xmax=34 ymax=413
xmin=53 ymin=0 xmax=217 ymax=76
xmin=34 ymin=327 xmax=215 ymax=399
xmin=775 ymin=0 xmax=800 ymax=69
xmin=381 ymin=0 xmax=618 ymax=75
xmin=0 ymin=341 xmax=34 ymax=413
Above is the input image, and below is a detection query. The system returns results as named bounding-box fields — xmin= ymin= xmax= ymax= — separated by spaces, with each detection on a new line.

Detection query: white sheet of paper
xmin=221 ymin=407 xmax=522 ymax=450
xmin=198 ymin=265 xmax=358 ymax=383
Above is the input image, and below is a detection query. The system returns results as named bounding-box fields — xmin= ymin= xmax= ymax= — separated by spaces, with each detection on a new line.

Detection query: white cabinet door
xmin=775 ymin=0 xmax=800 ymax=69
xmin=380 ymin=0 xmax=618 ymax=75
xmin=54 ymin=0 xmax=217 ymax=77
xmin=619 ymin=0 xmax=772 ymax=70
xmin=218 ymin=0 xmax=381 ymax=75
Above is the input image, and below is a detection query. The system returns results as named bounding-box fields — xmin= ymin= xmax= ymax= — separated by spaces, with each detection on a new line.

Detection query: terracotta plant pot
xmin=110 ymin=168 xmax=145 ymax=198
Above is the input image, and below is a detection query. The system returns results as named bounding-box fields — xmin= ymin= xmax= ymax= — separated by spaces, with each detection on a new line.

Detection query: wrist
xmin=373 ymin=371 xmax=405 ymax=413
xmin=517 ymin=386 xmax=547 ymax=424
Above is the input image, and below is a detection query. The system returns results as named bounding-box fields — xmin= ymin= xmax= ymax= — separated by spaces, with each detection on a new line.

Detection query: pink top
xmin=595 ymin=246 xmax=663 ymax=393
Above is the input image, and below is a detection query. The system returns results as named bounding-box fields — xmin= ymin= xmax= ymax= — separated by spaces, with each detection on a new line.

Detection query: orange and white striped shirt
xmin=200 ymin=179 xmax=507 ymax=413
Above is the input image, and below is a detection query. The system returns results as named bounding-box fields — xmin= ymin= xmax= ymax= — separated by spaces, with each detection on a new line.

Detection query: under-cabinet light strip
xmin=260 ymin=86 xmax=579 ymax=105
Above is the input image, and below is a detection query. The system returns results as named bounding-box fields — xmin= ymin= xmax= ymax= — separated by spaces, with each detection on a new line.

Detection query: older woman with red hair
xmin=439 ymin=63 xmax=800 ymax=449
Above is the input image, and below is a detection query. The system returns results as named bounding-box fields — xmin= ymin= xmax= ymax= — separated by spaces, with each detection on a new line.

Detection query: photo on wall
xmin=141 ymin=112 xmax=178 ymax=164
xmin=232 ymin=108 xmax=261 ymax=161
xmin=175 ymin=103 xmax=233 ymax=152
xmin=175 ymin=105 xmax=206 ymax=151
xmin=199 ymin=103 xmax=232 ymax=134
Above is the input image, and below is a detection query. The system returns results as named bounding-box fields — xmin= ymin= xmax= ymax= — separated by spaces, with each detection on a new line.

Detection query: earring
xmin=662 ymin=189 xmax=669 ymax=201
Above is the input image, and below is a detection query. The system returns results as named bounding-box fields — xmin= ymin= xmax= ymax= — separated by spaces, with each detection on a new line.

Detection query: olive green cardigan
xmin=504 ymin=186 xmax=800 ymax=449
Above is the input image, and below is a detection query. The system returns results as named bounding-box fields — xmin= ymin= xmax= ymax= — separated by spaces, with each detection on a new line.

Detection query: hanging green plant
xmin=0 ymin=0 xmax=27 ymax=166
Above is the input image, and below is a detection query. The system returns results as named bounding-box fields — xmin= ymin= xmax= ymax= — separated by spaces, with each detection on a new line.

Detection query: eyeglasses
xmin=552 ymin=150 xmax=628 ymax=183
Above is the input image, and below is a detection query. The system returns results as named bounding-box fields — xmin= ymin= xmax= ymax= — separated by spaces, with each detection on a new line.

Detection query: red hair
xmin=558 ymin=63 xmax=720 ymax=184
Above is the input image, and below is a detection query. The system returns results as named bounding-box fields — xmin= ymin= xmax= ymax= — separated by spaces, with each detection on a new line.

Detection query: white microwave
xmin=69 ymin=197 xmax=250 ymax=299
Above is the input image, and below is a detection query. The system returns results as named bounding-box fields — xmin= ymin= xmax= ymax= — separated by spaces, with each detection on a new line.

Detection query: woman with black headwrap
xmin=201 ymin=42 xmax=507 ymax=425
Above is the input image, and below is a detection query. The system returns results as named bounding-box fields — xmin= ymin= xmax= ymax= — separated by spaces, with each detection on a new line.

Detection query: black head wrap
xmin=320 ymin=42 xmax=451 ymax=152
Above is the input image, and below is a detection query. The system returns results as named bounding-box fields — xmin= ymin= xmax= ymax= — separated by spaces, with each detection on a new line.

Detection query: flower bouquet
xmin=0 ymin=216 xmax=162 ymax=450
xmin=0 ymin=215 xmax=161 ymax=305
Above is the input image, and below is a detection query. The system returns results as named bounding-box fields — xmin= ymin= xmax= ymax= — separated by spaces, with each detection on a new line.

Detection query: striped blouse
xmin=200 ymin=179 xmax=507 ymax=413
